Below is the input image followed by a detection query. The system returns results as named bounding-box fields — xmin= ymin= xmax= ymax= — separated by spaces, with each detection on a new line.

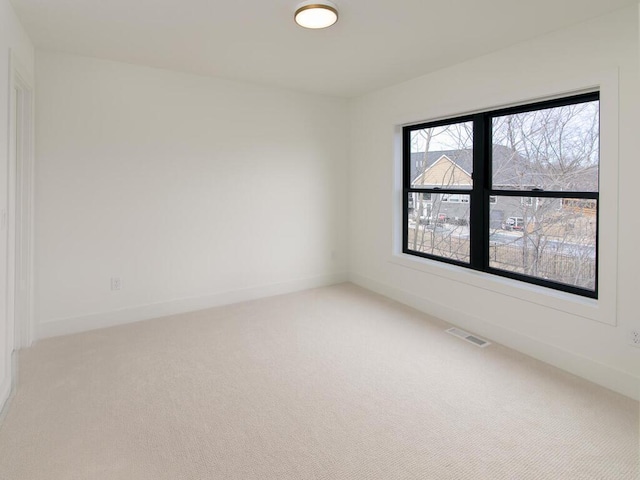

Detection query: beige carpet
xmin=0 ymin=283 xmax=637 ymax=479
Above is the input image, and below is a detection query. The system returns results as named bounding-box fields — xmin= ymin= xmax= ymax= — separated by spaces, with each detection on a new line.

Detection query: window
xmin=403 ymin=92 xmax=599 ymax=298
xmin=442 ymin=194 xmax=469 ymax=203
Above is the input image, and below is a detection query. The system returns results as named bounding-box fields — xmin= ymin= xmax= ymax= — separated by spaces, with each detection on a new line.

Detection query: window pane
xmin=492 ymin=100 xmax=599 ymax=192
xmin=407 ymin=193 xmax=470 ymax=263
xmin=409 ymin=121 xmax=473 ymax=189
xmin=489 ymin=196 xmax=596 ymax=291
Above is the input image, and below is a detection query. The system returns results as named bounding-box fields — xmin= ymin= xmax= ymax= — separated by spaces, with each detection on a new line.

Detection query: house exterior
xmin=409 ymin=146 xmax=540 ymax=229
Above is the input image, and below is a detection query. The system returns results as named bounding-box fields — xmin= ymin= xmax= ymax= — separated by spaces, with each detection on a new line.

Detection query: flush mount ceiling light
xmin=294 ymin=1 xmax=338 ymax=29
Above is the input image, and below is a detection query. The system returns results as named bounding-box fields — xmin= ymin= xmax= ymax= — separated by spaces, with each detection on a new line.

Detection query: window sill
xmin=389 ymin=252 xmax=614 ymax=326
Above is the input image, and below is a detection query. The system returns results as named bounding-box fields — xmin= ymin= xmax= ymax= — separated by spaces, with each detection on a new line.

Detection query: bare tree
xmin=490 ymin=101 xmax=599 ymax=288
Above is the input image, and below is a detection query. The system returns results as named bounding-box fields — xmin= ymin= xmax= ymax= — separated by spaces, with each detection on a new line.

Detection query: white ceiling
xmin=10 ymin=0 xmax=637 ymax=97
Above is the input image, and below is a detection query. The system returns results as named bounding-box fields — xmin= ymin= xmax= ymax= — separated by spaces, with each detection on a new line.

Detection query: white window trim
xmin=390 ymin=69 xmax=618 ymax=326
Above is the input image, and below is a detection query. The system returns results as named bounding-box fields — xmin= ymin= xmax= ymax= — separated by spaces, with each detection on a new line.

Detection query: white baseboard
xmin=350 ymin=272 xmax=640 ymax=401
xmin=38 ymin=272 xmax=348 ymax=340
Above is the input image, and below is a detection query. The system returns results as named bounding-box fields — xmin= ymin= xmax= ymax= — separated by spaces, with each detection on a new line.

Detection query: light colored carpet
xmin=0 ymin=283 xmax=637 ymax=479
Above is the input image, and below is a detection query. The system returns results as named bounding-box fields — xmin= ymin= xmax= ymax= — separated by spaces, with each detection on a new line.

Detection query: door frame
xmin=7 ymin=50 xmax=35 ymax=352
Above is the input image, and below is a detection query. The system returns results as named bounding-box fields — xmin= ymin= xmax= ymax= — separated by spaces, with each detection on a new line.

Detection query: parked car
xmin=503 ymin=216 xmax=524 ymax=231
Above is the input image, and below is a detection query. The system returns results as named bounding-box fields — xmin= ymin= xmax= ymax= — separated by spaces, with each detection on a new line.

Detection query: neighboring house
xmin=409 ymin=146 xmax=577 ymax=229
xmin=413 ymin=154 xmax=473 ymax=188
xmin=411 ymin=153 xmax=473 ymax=225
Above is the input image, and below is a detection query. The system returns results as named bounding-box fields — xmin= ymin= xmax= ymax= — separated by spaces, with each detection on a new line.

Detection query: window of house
xmin=442 ymin=194 xmax=470 ymax=203
xmin=403 ymin=92 xmax=599 ymax=298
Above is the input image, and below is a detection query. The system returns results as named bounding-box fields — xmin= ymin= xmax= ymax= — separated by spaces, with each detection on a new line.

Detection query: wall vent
xmin=446 ymin=327 xmax=491 ymax=348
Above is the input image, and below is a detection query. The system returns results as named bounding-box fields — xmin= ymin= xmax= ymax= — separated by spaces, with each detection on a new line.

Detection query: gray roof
xmin=410 ymin=145 xmax=598 ymax=190
xmin=411 ymin=145 xmax=533 ymax=186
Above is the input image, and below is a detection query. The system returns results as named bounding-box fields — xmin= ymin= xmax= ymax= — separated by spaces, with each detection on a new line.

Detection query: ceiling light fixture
xmin=294 ymin=1 xmax=339 ymax=29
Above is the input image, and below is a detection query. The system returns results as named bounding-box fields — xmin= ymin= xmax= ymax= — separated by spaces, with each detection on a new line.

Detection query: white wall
xmin=0 ymin=0 xmax=34 ymax=413
xmin=35 ymin=52 xmax=349 ymax=337
xmin=349 ymin=5 xmax=640 ymax=399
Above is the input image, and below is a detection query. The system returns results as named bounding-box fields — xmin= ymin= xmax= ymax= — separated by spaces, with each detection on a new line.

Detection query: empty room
xmin=0 ymin=0 xmax=638 ymax=478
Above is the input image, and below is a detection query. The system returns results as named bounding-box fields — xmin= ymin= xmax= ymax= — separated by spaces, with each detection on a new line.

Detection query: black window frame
xmin=402 ymin=92 xmax=599 ymax=299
